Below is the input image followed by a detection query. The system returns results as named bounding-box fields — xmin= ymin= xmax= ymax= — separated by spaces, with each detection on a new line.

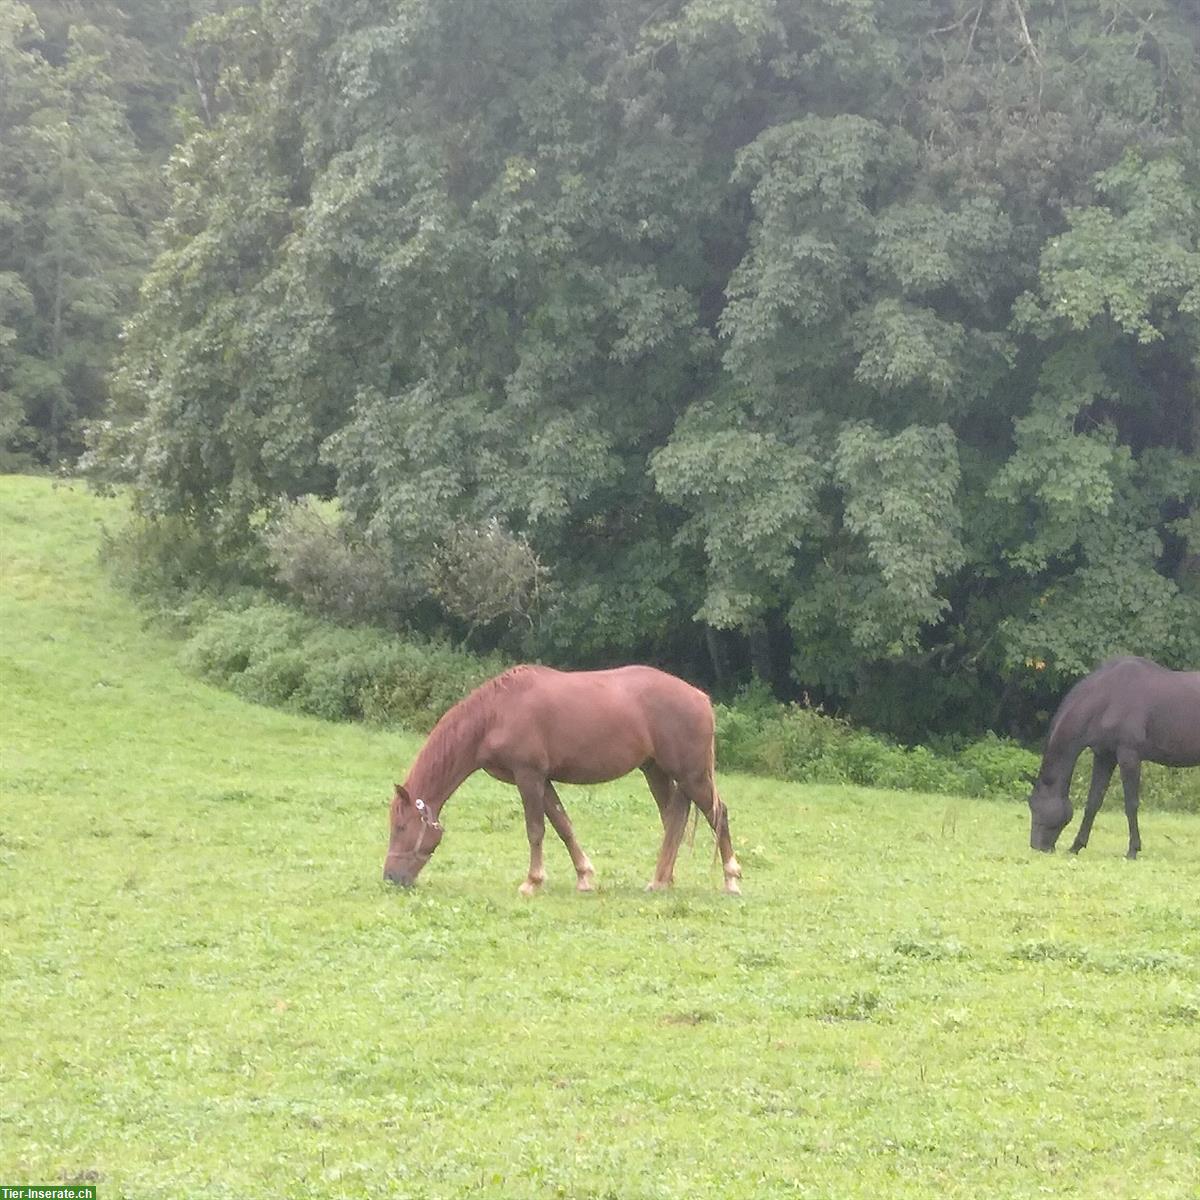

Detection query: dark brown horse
xmin=383 ymin=665 xmax=742 ymax=894
xmin=1028 ymin=656 xmax=1200 ymax=857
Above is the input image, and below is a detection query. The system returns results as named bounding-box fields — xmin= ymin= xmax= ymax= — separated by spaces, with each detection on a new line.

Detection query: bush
xmin=872 ymin=743 xmax=968 ymax=794
xmin=179 ymin=600 xmax=503 ymax=731
xmin=715 ymin=683 xmax=855 ymax=782
xmin=182 ymin=604 xmax=312 ymax=685
xmin=957 ymin=733 xmax=1040 ymax=801
xmin=425 ymin=518 xmax=549 ymax=642
xmin=263 ymin=498 xmax=417 ymax=628
xmin=1140 ymin=765 xmax=1200 ymax=813
xmin=100 ymin=514 xmax=261 ymax=605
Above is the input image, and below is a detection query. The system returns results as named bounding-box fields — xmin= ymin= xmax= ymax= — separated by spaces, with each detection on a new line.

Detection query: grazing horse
xmin=383 ymin=664 xmax=742 ymax=894
xmin=1027 ymin=656 xmax=1200 ymax=857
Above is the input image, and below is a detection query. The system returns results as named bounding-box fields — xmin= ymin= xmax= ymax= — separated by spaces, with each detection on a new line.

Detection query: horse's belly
xmin=549 ymin=766 xmax=634 ymax=785
xmin=480 ymin=722 xmax=651 ymax=785
xmin=547 ymin=742 xmax=651 ymax=785
xmin=1149 ymin=742 xmax=1200 ymax=768
xmin=1146 ymin=706 xmax=1200 ymax=766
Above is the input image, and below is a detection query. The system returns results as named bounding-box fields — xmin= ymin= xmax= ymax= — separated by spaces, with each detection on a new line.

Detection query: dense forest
xmin=3 ymin=0 xmax=1199 ymax=738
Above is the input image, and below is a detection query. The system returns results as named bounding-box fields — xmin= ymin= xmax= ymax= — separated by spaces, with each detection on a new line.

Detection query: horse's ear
xmin=394 ymin=783 xmax=411 ymax=805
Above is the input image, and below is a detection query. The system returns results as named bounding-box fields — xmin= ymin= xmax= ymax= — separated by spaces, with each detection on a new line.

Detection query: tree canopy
xmin=14 ymin=0 xmax=1200 ymax=736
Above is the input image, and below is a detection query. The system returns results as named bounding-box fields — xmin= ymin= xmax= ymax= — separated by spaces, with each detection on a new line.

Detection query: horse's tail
xmin=686 ymin=714 xmax=724 ymax=858
xmin=707 ymin=722 xmax=726 ymax=859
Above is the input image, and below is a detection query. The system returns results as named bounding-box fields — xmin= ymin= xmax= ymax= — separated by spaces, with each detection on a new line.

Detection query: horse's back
xmin=528 ymin=664 xmax=713 ymax=740
xmin=504 ymin=663 xmax=709 ymax=712
xmin=480 ymin=665 xmax=714 ymax=783
xmin=1069 ymin=657 xmax=1200 ymax=764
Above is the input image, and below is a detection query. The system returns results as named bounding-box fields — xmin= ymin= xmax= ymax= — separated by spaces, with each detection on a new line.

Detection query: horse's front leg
xmin=514 ymin=771 xmax=548 ymax=896
xmin=1119 ymin=755 xmax=1142 ymax=859
xmin=543 ymin=782 xmax=596 ymax=892
xmin=1069 ymin=751 xmax=1115 ymax=854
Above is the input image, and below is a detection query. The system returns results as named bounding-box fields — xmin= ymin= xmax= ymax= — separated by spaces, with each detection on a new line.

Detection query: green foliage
xmin=830 ymin=421 xmax=965 ymax=651
xmin=715 ymin=690 xmax=852 ymax=782
xmin=955 ymin=734 xmax=1042 ymax=803
xmin=993 ymin=151 xmax=1200 ymax=681
xmin=180 ymin=600 xmax=505 ymax=730
xmin=715 ymin=689 xmax=1047 ymax=803
xmin=651 ymin=392 xmax=823 ymax=629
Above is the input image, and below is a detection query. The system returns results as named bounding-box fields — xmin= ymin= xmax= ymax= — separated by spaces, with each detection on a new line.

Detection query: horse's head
xmin=383 ymin=783 xmax=443 ymax=886
xmin=1026 ymin=772 xmax=1072 ymax=852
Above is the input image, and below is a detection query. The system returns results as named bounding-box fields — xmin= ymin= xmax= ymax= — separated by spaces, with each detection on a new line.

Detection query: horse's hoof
xmin=518 ymin=879 xmax=543 ymax=897
xmin=724 ymin=878 xmax=742 ymax=895
xmin=645 ymin=880 xmax=670 ymax=892
xmin=576 ymin=874 xmax=595 ymax=893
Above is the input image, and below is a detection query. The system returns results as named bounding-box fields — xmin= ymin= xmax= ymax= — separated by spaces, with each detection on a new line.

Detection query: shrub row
xmin=180 ymin=600 xmax=503 ymax=731
xmin=713 ymin=694 xmax=1040 ymax=801
xmin=174 ymin=599 xmax=1198 ymax=811
xmin=714 ymin=690 xmax=1198 ymax=811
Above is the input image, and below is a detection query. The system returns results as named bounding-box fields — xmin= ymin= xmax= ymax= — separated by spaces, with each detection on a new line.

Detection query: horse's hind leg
xmin=1069 ymin=751 xmax=1116 ymax=854
xmin=1119 ymin=754 xmax=1143 ymax=859
xmin=643 ymin=762 xmax=689 ymax=891
xmin=678 ymin=772 xmax=741 ymax=895
xmin=543 ymin=782 xmax=596 ymax=892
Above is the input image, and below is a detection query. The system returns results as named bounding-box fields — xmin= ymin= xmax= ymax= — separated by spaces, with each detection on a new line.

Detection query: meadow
xmin=1 ymin=475 xmax=1198 ymax=1199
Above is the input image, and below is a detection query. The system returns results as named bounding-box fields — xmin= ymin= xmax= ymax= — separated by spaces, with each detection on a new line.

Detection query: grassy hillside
xmin=1 ymin=475 xmax=1198 ymax=1199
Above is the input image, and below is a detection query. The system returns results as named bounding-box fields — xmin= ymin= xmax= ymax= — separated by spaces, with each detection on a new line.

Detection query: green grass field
xmin=2 ymin=475 xmax=1198 ymax=1199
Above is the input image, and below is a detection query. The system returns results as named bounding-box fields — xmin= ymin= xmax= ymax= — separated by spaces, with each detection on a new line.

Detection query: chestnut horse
xmin=383 ymin=665 xmax=741 ymax=894
xmin=1028 ymin=656 xmax=1200 ymax=857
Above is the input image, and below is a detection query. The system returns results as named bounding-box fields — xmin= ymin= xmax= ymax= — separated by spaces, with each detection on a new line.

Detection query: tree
xmin=994 ymin=152 xmax=1200 ymax=681
xmin=0 ymin=1 xmax=154 ymax=463
xmin=104 ymin=0 xmax=1200 ymax=736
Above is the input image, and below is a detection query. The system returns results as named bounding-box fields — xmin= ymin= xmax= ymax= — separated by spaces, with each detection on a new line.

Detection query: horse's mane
xmin=407 ymin=666 xmax=541 ymax=794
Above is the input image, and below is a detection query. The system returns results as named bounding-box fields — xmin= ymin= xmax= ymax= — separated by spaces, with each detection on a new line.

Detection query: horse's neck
xmin=404 ymin=705 xmax=487 ymax=813
xmin=1041 ymin=716 xmax=1087 ymax=791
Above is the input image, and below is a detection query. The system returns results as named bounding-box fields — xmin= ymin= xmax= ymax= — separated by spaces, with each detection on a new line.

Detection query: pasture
xmin=1 ymin=475 xmax=1198 ymax=1199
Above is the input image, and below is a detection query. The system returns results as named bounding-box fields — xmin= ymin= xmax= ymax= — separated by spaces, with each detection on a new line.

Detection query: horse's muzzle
xmin=1030 ymin=823 xmax=1062 ymax=853
xmin=383 ymin=851 xmax=430 ymax=887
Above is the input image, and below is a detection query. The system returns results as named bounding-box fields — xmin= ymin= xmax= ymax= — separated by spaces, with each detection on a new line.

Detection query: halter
xmin=411 ymin=797 xmax=443 ymax=857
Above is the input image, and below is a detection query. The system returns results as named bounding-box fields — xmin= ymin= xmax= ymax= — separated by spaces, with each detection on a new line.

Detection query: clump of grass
xmin=892 ymin=936 xmax=968 ymax=962
xmin=813 ymin=989 xmax=885 ymax=1022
